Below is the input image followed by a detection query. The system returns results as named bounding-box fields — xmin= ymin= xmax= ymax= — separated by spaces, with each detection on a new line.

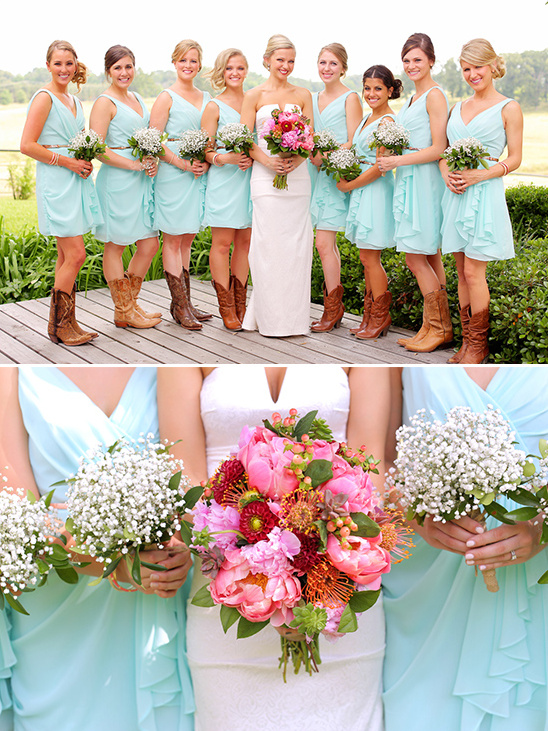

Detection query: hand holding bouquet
xmin=442 ymin=137 xmax=491 ymax=172
xmin=320 ymin=146 xmax=366 ymax=183
xmin=128 ymin=127 xmax=166 ymax=176
xmin=260 ymin=107 xmax=314 ymax=190
xmin=368 ymin=121 xmax=410 ymax=176
xmin=217 ymin=123 xmax=254 ymax=156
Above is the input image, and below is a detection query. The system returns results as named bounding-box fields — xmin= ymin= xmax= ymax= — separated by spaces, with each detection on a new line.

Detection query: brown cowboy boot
xmin=108 ymin=278 xmax=161 ymax=328
xmin=350 ymin=290 xmax=372 ymax=336
xmin=164 ymin=270 xmax=202 ymax=330
xmin=459 ymin=307 xmax=489 ymax=364
xmin=448 ymin=305 xmax=470 ymax=364
xmin=356 ymin=291 xmax=392 ymax=339
xmin=404 ymin=291 xmax=446 ymax=353
xmin=48 ymin=288 xmax=94 ymax=345
xmin=69 ymin=284 xmax=98 ymax=340
xmin=126 ymin=272 xmax=161 ymax=319
xmin=311 ymin=284 xmax=345 ymax=332
xmin=212 ymin=279 xmax=242 ymax=330
xmin=232 ymin=275 xmax=248 ymax=324
xmin=182 ymin=267 xmax=212 ymax=321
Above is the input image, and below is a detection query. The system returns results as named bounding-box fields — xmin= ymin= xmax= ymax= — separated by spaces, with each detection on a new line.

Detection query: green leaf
xmin=220 ymin=604 xmax=240 ymax=633
xmin=236 ymin=616 xmax=269 ymax=639
xmin=0 ymin=593 xmax=4 ymax=611
xmin=482 ymin=501 xmax=516 ymax=525
xmin=539 ymin=439 xmax=548 ymax=459
xmin=179 ymin=520 xmax=193 ymax=547
xmin=26 ymin=490 xmax=37 ymax=504
xmin=351 ymin=512 xmax=381 ymax=538
xmin=523 ymin=461 xmax=537 ymax=477
xmin=294 ymin=410 xmax=318 ymax=441
xmin=131 ymin=550 xmax=142 ymax=585
xmin=102 ymin=554 xmax=122 ymax=578
xmin=314 ymin=519 xmax=328 ymax=551
xmin=43 ymin=489 xmax=56 ymax=508
xmin=64 ymin=516 xmax=75 ymax=534
xmin=36 ymin=557 xmax=50 ymax=574
xmin=140 ymin=560 xmax=168 ymax=572
xmin=508 ymin=487 xmax=541 ymax=508
xmin=50 ymin=543 xmax=70 ymax=560
xmin=540 ymin=521 xmax=548 ymax=545
xmin=303 ymin=459 xmax=333 ymax=488
xmin=55 ymin=566 xmax=79 ymax=584
xmin=5 ymin=593 xmax=29 ymax=615
xmin=191 ymin=584 xmax=215 ymax=607
xmin=337 ymin=603 xmax=358 ymax=633
xmin=348 ymin=588 xmax=381 ymax=613
xmin=168 ymin=471 xmax=182 ymax=493
xmin=183 ymin=484 xmax=205 ymax=511
xmin=538 ymin=569 xmax=548 ymax=584
xmin=504 ymin=506 xmax=539 ymax=522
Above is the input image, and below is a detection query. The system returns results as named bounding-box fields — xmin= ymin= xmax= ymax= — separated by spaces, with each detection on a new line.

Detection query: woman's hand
xmin=414 ymin=514 xmax=483 ymax=555
xmin=310 ymin=151 xmax=323 ymax=168
xmin=190 ymin=160 xmax=209 ymax=177
xmin=238 ymin=154 xmax=253 ymax=171
xmin=377 ymin=155 xmax=399 ymax=173
xmin=464 ymin=519 xmax=545 ymax=570
xmin=140 ymin=155 xmax=158 ymax=178
xmin=139 ymin=539 xmax=193 ymax=598
xmin=64 ymin=156 xmax=93 ymax=178
xmin=336 ymin=178 xmax=355 ymax=193
xmin=447 ymin=168 xmax=487 ymax=193
xmin=265 ymin=155 xmax=290 ymax=175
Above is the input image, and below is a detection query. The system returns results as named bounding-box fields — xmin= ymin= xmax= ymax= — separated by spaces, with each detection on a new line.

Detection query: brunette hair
xmin=317 ymin=43 xmax=348 ymax=77
xmin=206 ymin=48 xmax=248 ymax=91
xmin=172 ymin=39 xmax=203 ymax=70
xmin=263 ymin=34 xmax=296 ymax=70
xmin=460 ymin=38 xmax=506 ymax=79
xmin=362 ymin=65 xmax=403 ymax=99
xmin=46 ymin=40 xmax=87 ymax=91
xmin=401 ymin=32 xmax=436 ymax=66
xmin=104 ymin=45 xmax=135 ymax=78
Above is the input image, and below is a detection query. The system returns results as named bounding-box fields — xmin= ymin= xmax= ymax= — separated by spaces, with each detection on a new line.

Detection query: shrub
xmin=7 ymin=159 xmax=36 ymax=200
xmin=505 ymin=184 xmax=548 ymax=239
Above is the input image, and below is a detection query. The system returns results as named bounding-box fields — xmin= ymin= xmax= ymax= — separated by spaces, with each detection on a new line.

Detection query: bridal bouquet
xmin=187 ymin=409 xmax=411 ymax=679
xmin=442 ymin=137 xmax=491 ymax=172
xmin=320 ymin=146 xmax=366 ymax=183
xmin=68 ymin=129 xmax=107 ymax=161
xmin=260 ymin=107 xmax=314 ymax=190
xmin=368 ymin=121 xmax=410 ymax=156
xmin=128 ymin=127 xmax=166 ymax=162
xmin=386 ymin=405 xmax=532 ymax=592
xmin=65 ymin=435 xmax=197 ymax=587
xmin=178 ymin=128 xmax=211 ymax=165
xmin=217 ymin=123 xmax=254 ymax=155
xmin=0 ymin=484 xmax=77 ymax=615
xmin=312 ymin=128 xmax=338 ymax=156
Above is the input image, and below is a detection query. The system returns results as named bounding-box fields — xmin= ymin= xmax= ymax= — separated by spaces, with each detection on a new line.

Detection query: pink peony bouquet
xmin=185 ymin=409 xmax=412 ymax=679
xmin=259 ymin=107 xmax=314 ymax=190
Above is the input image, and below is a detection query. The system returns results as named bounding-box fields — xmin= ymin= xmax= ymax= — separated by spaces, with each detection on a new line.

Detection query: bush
xmin=7 ymin=159 xmax=36 ymax=200
xmin=505 ymin=184 xmax=548 ymax=239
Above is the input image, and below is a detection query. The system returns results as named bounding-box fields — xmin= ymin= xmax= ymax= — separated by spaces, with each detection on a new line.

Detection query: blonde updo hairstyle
xmin=263 ymin=34 xmax=296 ymax=70
xmin=206 ymin=48 xmax=248 ymax=92
xmin=460 ymin=38 xmax=506 ymax=79
xmin=317 ymin=43 xmax=348 ymax=78
xmin=46 ymin=40 xmax=87 ymax=91
xmin=172 ymin=40 xmax=203 ymax=71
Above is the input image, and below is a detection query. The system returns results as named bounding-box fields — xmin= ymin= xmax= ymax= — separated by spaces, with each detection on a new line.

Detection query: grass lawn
xmin=0 ymin=196 xmax=38 ymax=232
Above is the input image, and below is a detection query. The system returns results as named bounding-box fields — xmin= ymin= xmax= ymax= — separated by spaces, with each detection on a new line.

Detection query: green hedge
xmin=505 ymin=184 xmax=548 ymax=239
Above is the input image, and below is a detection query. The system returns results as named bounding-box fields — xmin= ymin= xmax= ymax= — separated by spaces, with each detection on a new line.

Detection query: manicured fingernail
xmin=465 ymin=553 xmax=474 ymax=560
xmin=466 ymin=540 xmax=476 ymax=547
xmin=479 ymin=565 xmax=486 ymax=571
xmin=466 ymin=559 xmax=474 ymax=565
xmin=475 ymin=526 xmax=484 ymax=534
xmin=151 ymin=573 xmax=159 ymax=580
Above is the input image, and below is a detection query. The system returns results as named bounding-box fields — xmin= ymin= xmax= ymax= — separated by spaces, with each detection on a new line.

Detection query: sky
xmin=2 ymin=0 xmax=547 ymax=81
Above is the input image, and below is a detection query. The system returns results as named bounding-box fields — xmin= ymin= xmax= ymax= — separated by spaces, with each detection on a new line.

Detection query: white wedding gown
xmin=186 ymin=365 xmax=385 ymax=731
xmin=242 ymin=105 xmax=313 ymax=337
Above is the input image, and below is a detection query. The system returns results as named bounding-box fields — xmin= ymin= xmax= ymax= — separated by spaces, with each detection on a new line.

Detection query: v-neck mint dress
xmin=393 ymin=87 xmax=449 ymax=254
xmin=383 ymin=366 xmax=548 ymax=731
xmin=0 ymin=367 xmax=194 ymax=731
xmin=203 ymin=99 xmax=252 ymax=229
xmin=310 ymin=91 xmax=360 ymax=231
xmin=95 ymin=93 xmax=158 ymax=246
xmin=153 ymin=90 xmax=211 ymax=235
xmin=345 ymin=114 xmax=395 ymax=249
xmin=441 ymin=99 xmax=515 ymax=261
xmin=31 ymin=89 xmax=102 ymax=237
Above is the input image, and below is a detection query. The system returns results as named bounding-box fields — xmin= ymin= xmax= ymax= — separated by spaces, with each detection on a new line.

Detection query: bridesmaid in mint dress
xmin=91 ymin=45 xmax=162 ymax=330
xmin=201 ymin=48 xmax=253 ymax=331
xmin=378 ymin=33 xmax=452 ymax=354
xmin=383 ymin=365 xmax=548 ymax=731
xmin=20 ymin=40 xmax=101 ymax=346
xmin=309 ymin=43 xmax=363 ymax=332
xmin=0 ymin=367 xmax=194 ymax=731
xmin=337 ymin=65 xmax=401 ymax=340
xmin=150 ymin=40 xmax=212 ymax=331
xmin=440 ymin=39 xmax=523 ymax=365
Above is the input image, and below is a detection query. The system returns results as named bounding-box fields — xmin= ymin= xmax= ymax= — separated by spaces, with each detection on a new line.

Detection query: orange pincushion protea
xmin=279 ymin=487 xmax=321 ymax=535
xmin=304 ymin=557 xmax=354 ymax=608
xmin=376 ymin=510 xmax=414 ymax=563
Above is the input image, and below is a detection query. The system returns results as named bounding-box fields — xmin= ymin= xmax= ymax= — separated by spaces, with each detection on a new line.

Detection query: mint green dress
xmin=310 ymin=91 xmax=360 ymax=231
xmin=441 ymin=99 xmax=515 ymax=261
xmin=94 ymin=93 xmax=158 ymax=246
xmin=383 ymin=366 xmax=548 ymax=731
xmin=31 ymin=89 xmax=102 ymax=237
xmin=203 ymin=99 xmax=252 ymax=229
xmin=0 ymin=367 xmax=194 ymax=731
xmin=153 ymin=90 xmax=211 ymax=235
xmin=345 ymin=114 xmax=395 ymax=249
xmin=393 ymin=87 xmax=449 ymax=254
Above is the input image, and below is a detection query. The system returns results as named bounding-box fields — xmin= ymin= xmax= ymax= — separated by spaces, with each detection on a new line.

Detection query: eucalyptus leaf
xmin=26 ymin=490 xmax=37 ymax=504
xmin=43 ymin=489 xmax=56 ymax=508
xmin=236 ymin=616 xmax=269 ymax=639
xmin=168 ymin=471 xmax=182 ymax=492
xmin=140 ymin=560 xmax=168 ymax=572
xmin=64 ymin=516 xmax=75 ymax=534
xmin=523 ymin=461 xmax=537 ymax=477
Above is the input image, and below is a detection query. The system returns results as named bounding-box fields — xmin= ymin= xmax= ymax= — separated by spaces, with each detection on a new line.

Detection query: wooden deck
xmin=0 ymin=278 xmax=453 ymax=365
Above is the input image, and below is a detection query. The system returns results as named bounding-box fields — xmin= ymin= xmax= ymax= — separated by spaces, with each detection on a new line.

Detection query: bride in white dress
xmin=158 ymin=365 xmax=391 ymax=731
xmin=240 ymin=35 xmax=314 ymax=337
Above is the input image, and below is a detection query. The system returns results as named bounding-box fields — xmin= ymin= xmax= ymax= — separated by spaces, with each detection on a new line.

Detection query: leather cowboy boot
xmin=459 ymin=307 xmax=489 ymax=364
xmin=126 ymin=272 xmax=161 ymax=319
xmin=182 ymin=267 xmax=212 ymax=321
xmin=356 ymin=291 xmax=392 ymax=339
xmin=164 ymin=270 xmax=201 ymax=330
xmin=48 ymin=288 xmax=94 ymax=345
xmin=108 ymin=278 xmax=161 ymax=328
xmin=232 ymin=275 xmax=248 ymax=324
xmin=212 ymin=279 xmax=242 ymax=330
xmin=310 ymin=284 xmax=345 ymax=332
xmin=350 ymin=290 xmax=372 ymax=336
xmin=404 ymin=291 xmax=446 ymax=353
xmin=69 ymin=285 xmax=98 ymax=340
xmin=448 ymin=305 xmax=470 ymax=364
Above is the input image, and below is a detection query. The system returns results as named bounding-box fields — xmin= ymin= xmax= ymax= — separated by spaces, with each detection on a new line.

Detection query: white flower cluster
xmin=178 ymin=128 xmax=210 ymax=159
xmin=327 ymin=147 xmax=361 ymax=169
xmin=445 ymin=137 xmax=486 ymax=157
xmin=0 ymin=486 xmax=55 ymax=594
xmin=313 ymin=128 xmax=338 ymax=153
xmin=217 ymin=123 xmax=254 ymax=150
xmin=68 ymin=129 xmax=103 ymax=151
xmin=368 ymin=122 xmax=410 ymax=152
xmin=66 ymin=436 xmax=190 ymax=562
xmin=387 ymin=406 xmax=527 ymax=521
xmin=129 ymin=127 xmax=166 ymax=156
xmin=442 ymin=137 xmax=490 ymax=171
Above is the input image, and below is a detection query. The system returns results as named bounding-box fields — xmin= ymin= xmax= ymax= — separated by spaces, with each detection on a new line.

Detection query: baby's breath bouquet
xmin=128 ymin=127 xmax=166 ymax=162
xmin=65 ymin=436 xmax=200 ymax=586
xmin=442 ymin=137 xmax=491 ymax=172
xmin=0 ymin=485 xmax=78 ymax=615
xmin=320 ymin=146 xmax=365 ymax=183
xmin=217 ymin=123 xmax=254 ymax=155
xmin=68 ymin=129 xmax=107 ymax=161
xmin=387 ymin=405 xmax=531 ymax=592
xmin=368 ymin=121 xmax=410 ymax=156
xmin=178 ymin=129 xmax=211 ymax=164
xmin=312 ymin=128 xmax=338 ymax=156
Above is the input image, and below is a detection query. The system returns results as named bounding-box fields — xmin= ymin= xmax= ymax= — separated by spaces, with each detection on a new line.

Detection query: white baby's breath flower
xmin=178 ymin=129 xmax=210 ymax=161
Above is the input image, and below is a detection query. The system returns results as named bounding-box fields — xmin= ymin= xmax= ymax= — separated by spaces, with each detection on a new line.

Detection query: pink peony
xmin=192 ymin=500 xmax=240 ymax=551
xmin=237 ymin=428 xmax=299 ymax=500
xmin=326 ymin=534 xmax=390 ymax=590
xmin=322 ymin=454 xmax=379 ymax=514
xmin=242 ymin=527 xmax=301 ymax=574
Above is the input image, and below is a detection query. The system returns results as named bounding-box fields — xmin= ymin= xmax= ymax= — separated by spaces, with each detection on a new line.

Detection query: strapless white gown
xmin=186 ymin=366 xmax=385 ymax=731
xmin=242 ymin=105 xmax=313 ymax=337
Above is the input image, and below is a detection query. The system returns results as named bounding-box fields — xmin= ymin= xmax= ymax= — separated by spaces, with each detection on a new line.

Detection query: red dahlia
xmin=210 ymin=458 xmax=246 ymax=505
xmin=281 ymin=121 xmax=293 ymax=132
xmin=240 ymin=501 xmax=279 ymax=543
xmin=292 ymin=531 xmax=321 ymax=573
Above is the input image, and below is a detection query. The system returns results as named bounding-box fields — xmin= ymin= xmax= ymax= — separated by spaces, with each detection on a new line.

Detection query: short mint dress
xmin=0 ymin=367 xmax=194 ymax=731
xmin=153 ymin=90 xmax=211 ymax=235
xmin=441 ymin=99 xmax=515 ymax=261
xmin=94 ymin=93 xmax=157 ymax=246
xmin=345 ymin=114 xmax=395 ymax=250
xmin=393 ymin=87 xmax=449 ymax=254
xmin=31 ymin=89 xmax=102 ymax=237
xmin=203 ymin=99 xmax=252 ymax=229
xmin=383 ymin=366 xmax=548 ymax=731
xmin=310 ymin=90 xmax=361 ymax=231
